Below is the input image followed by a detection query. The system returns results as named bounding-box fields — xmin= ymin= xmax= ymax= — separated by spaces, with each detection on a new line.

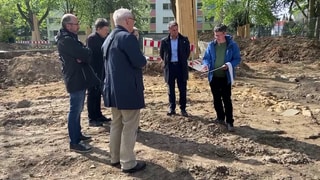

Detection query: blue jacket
xmin=102 ymin=25 xmax=147 ymax=109
xmin=202 ymin=35 xmax=241 ymax=84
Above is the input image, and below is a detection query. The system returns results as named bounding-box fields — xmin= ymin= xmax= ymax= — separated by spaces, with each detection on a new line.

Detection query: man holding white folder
xmin=201 ymin=24 xmax=241 ymax=132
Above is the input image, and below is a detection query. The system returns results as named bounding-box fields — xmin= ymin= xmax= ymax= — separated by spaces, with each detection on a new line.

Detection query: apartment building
xmin=46 ymin=11 xmax=88 ymax=42
xmin=46 ymin=0 xmax=211 ymax=41
xmin=149 ymin=0 xmax=211 ymax=33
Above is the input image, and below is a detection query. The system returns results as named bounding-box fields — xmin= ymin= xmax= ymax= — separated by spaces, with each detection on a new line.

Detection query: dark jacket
xmin=55 ymin=28 xmax=100 ymax=93
xmin=159 ymin=33 xmax=191 ymax=83
xmin=86 ymin=32 xmax=107 ymax=80
xmin=202 ymin=35 xmax=241 ymax=83
xmin=102 ymin=25 xmax=147 ymax=109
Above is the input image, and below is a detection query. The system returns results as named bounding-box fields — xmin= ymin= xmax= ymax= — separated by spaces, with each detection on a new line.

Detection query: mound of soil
xmin=238 ymin=36 xmax=320 ymax=63
xmin=199 ymin=33 xmax=320 ymax=64
xmin=0 ymin=52 xmax=62 ymax=88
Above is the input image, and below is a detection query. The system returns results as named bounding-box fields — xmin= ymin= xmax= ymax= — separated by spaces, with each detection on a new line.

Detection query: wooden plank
xmin=176 ymin=0 xmax=199 ymax=59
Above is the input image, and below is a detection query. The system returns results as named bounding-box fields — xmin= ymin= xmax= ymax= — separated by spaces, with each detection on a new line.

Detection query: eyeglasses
xmin=68 ymin=23 xmax=80 ymax=26
xmin=128 ymin=18 xmax=136 ymax=24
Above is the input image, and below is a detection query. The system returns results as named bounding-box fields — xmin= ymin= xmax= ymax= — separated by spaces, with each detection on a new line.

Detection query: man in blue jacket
xmin=201 ymin=24 xmax=241 ymax=132
xmin=56 ymin=14 xmax=100 ymax=152
xmin=102 ymin=8 xmax=147 ymax=173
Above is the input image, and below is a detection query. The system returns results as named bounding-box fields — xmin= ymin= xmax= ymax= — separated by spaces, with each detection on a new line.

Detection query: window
xmin=197 ymin=17 xmax=203 ymax=23
xmin=163 ymin=3 xmax=171 ymax=10
xmin=163 ymin=17 xmax=174 ymax=24
xmin=197 ymin=2 xmax=202 ymax=9
xmin=163 ymin=30 xmax=169 ymax=33
xmin=150 ymin=17 xmax=156 ymax=23
xmin=150 ymin=4 xmax=155 ymax=10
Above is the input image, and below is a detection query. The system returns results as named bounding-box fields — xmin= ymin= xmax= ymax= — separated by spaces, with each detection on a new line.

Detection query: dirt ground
xmin=1 ymin=37 xmax=320 ymax=180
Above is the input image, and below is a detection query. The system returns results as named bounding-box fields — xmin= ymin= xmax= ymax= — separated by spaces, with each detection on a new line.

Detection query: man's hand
xmin=201 ymin=65 xmax=208 ymax=72
xmin=222 ymin=64 xmax=228 ymax=70
xmin=76 ymin=59 xmax=82 ymax=63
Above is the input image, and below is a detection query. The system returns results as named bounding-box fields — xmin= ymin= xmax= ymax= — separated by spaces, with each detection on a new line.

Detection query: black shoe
xmin=181 ymin=110 xmax=188 ymax=117
xmin=80 ymin=134 xmax=92 ymax=142
xmin=122 ymin=161 xmax=146 ymax=173
xmin=167 ymin=110 xmax=176 ymax=116
xmin=227 ymin=123 xmax=235 ymax=132
xmin=97 ymin=115 xmax=112 ymax=123
xmin=89 ymin=120 xmax=104 ymax=127
xmin=70 ymin=142 xmax=92 ymax=153
xmin=213 ymin=118 xmax=225 ymax=125
xmin=110 ymin=162 xmax=121 ymax=168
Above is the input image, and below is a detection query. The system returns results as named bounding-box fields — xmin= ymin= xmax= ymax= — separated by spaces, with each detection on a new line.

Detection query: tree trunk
xmin=237 ymin=26 xmax=244 ymax=38
xmin=316 ymin=17 xmax=320 ymax=40
xmin=308 ymin=0 xmax=316 ymax=38
xmin=31 ymin=14 xmax=41 ymax=47
xmin=244 ymin=24 xmax=250 ymax=38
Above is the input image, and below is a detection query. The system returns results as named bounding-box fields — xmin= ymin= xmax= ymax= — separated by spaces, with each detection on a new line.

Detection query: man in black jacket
xmin=160 ymin=21 xmax=191 ymax=117
xmin=55 ymin=14 xmax=100 ymax=153
xmin=86 ymin=18 xmax=111 ymax=127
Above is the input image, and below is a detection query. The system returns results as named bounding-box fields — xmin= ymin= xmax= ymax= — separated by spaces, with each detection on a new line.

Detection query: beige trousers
xmin=109 ymin=107 xmax=140 ymax=170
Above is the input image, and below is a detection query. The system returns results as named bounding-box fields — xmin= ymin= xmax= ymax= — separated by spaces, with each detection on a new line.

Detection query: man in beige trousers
xmin=101 ymin=8 xmax=147 ymax=173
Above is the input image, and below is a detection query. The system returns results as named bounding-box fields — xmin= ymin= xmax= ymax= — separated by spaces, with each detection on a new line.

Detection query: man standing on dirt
xmin=201 ymin=24 xmax=241 ymax=132
xmin=55 ymin=14 xmax=100 ymax=152
xmin=160 ymin=21 xmax=191 ymax=117
xmin=102 ymin=8 xmax=147 ymax=173
xmin=86 ymin=18 xmax=111 ymax=127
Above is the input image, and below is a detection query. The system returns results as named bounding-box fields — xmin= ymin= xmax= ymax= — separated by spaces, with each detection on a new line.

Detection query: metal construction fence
xmin=250 ymin=17 xmax=320 ymax=40
xmin=15 ymin=40 xmax=54 ymax=49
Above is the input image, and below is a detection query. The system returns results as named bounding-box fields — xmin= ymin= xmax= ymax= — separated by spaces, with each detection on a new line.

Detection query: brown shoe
xmin=122 ymin=161 xmax=146 ymax=173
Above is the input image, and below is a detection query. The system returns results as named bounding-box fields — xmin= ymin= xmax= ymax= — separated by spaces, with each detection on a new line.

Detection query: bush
xmin=0 ymin=27 xmax=15 ymax=43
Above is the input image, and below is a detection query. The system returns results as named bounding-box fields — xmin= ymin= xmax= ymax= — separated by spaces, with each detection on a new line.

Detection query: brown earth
xmin=1 ymin=37 xmax=320 ymax=179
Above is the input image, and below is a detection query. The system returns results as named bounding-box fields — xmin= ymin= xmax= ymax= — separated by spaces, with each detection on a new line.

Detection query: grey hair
xmin=168 ymin=21 xmax=178 ymax=28
xmin=113 ymin=8 xmax=133 ymax=25
xmin=61 ymin=14 xmax=75 ymax=28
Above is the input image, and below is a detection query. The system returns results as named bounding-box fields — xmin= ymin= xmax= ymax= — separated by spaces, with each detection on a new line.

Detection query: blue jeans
xmin=68 ymin=90 xmax=86 ymax=144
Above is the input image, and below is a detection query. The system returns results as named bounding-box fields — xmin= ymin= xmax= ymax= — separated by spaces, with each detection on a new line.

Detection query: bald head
xmin=61 ymin=13 xmax=80 ymax=34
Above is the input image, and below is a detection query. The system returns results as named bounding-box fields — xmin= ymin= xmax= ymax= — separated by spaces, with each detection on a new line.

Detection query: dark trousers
xmin=167 ymin=63 xmax=187 ymax=111
xmin=209 ymin=77 xmax=234 ymax=125
xmin=87 ymin=85 xmax=103 ymax=120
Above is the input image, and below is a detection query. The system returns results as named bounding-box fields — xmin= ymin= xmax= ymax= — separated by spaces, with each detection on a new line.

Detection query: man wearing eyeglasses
xmin=102 ymin=8 xmax=146 ymax=173
xmin=55 ymin=14 xmax=100 ymax=153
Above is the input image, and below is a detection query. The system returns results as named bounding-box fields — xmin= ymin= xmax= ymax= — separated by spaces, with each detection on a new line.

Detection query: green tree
xmin=202 ymin=0 xmax=276 ymax=27
xmin=57 ymin=0 xmax=150 ymax=32
xmin=15 ymin=0 xmax=57 ymax=44
xmin=0 ymin=0 xmax=19 ymax=42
